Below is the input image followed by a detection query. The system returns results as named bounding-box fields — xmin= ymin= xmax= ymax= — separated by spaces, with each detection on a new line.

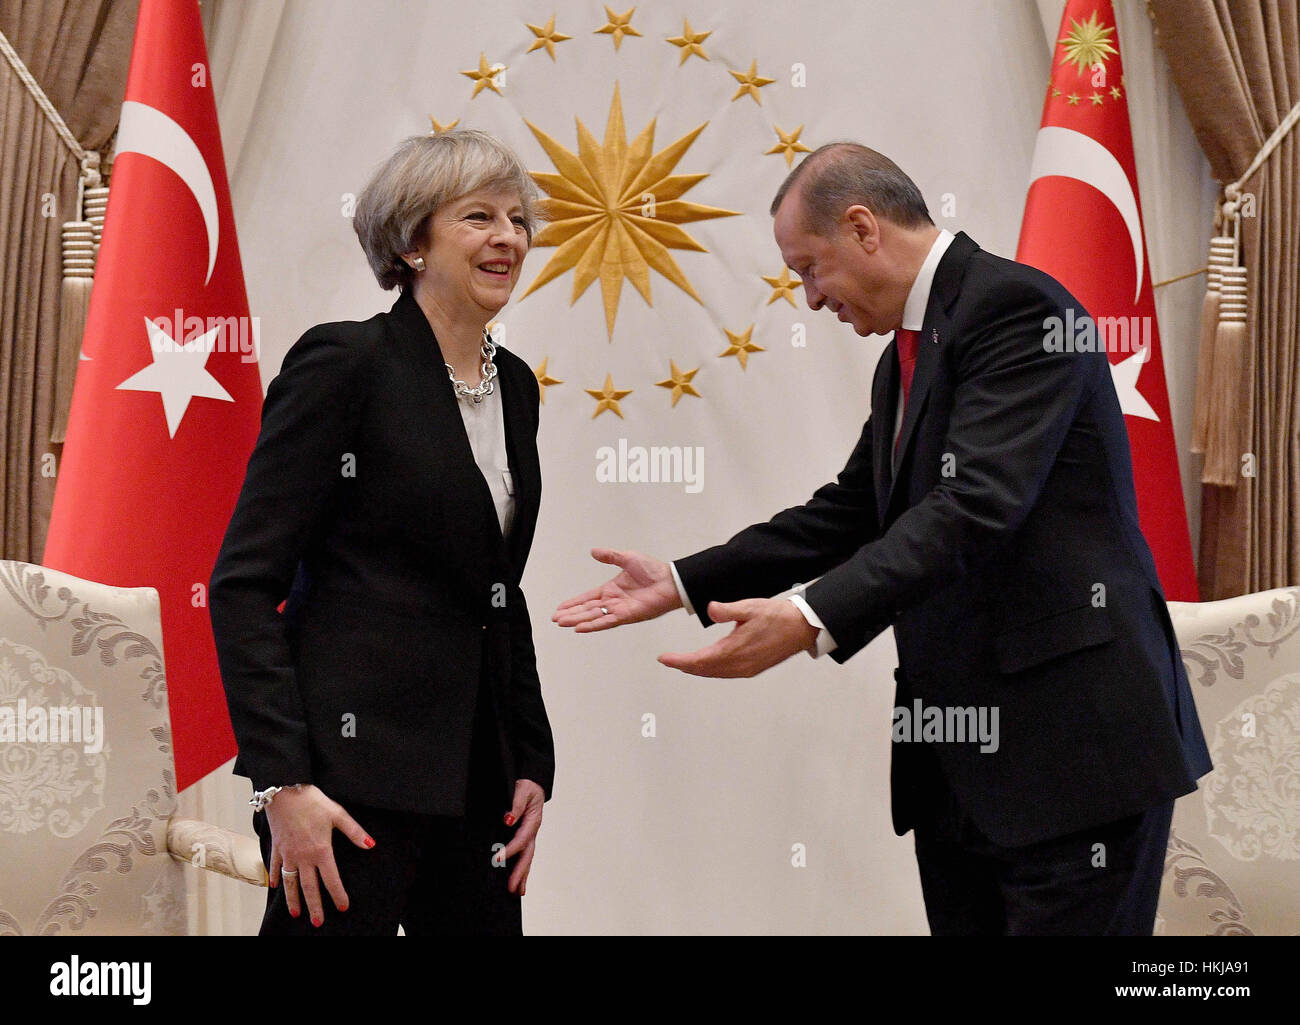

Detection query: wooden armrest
xmin=166 ymin=818 xmax=267 ymax=887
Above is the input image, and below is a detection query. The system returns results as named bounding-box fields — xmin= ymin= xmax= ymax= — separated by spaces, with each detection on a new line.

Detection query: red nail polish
xmin=504 ymin=813 xmax=515 ymax=826
xmin=311 ymin=916 xmax=322 ymax=927
xmin=289 ymin=908 xmax=300 ymax=918
xmin=363 ymin=835 xmax=376 ymax=848
xmin=338 ymin=905 xmax=348 ymax=913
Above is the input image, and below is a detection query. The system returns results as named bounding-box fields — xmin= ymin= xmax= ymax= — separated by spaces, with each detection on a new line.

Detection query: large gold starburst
xmin=522 ymin=84 xmax=740 ymax=338
xmin=1058 ymin=11 xmax=1117 ymax=75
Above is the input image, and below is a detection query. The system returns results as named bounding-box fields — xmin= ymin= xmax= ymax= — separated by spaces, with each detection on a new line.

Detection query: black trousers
xmin=252 ymin=676 xmax=521 ymax=936
xmin=909 ymin=746 xmax=1174 ymax=935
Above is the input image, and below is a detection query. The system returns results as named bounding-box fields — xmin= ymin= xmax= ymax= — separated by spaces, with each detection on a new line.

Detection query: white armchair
xmin=0 ymin=560 xmax=264 ymax=935
xmin=1161 ymin=587 xmax=1300 ymax=935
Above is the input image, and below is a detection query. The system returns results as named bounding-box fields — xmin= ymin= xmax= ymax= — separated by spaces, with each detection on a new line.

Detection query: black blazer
xmin=675 ymin=232 xmax=1211 ymax=846
xmin=209 ymin=288 xmax=554 ymax=816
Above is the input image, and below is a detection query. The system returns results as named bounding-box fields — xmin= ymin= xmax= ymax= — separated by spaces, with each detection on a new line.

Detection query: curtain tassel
xmin=52 ymin=153 xmax=108 ymax=444
xmin=1200 ymin=188 xmax=1249 ymax=486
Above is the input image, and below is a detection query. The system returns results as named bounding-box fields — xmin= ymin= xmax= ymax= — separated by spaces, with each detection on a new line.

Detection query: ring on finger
xmin=281 ymin=868 xmax=299 ymax=879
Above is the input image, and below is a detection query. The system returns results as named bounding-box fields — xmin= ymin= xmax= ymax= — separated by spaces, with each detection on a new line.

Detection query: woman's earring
xmin=411 ymin=256 xmax=426 ymax=272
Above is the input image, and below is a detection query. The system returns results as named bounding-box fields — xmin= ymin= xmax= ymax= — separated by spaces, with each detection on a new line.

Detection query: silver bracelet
xmin=249 ymin=783 xmax=304 ymax=812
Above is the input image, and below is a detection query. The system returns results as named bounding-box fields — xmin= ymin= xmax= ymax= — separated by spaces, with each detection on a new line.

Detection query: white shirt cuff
xmin=669 ymin=561 xmax=695 ymax=617
xmin=789 ymin=593 xmax=838 ymax=657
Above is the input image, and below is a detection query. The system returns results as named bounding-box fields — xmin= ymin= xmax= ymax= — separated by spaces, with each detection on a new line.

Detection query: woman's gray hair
xmin=353 ymin=129 xmax=542 ymax=291
xmin=770 ymin=142 xmax=933 ymax=234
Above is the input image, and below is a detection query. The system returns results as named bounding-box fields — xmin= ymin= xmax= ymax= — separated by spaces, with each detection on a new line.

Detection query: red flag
xmin=43 ymin=0 xmax=260 ymax=787
xmin=1016 ymin=0 xmax=1198 ymax=601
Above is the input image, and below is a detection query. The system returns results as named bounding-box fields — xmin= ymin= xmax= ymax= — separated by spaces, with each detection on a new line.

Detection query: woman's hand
xmin=500 ymin=779 xmax=545 ymax=896
xmin=552 ymin=548 xmax=681 ymax=631
xmin=264 ymin=784 xmax=375 ymax=927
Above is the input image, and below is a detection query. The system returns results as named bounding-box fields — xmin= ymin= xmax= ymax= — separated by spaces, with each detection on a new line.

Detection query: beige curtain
xmin=1149 ymin=0 xmax=1300 ymax=599
xmin=0 ymin=0 xmax=137 ymax=562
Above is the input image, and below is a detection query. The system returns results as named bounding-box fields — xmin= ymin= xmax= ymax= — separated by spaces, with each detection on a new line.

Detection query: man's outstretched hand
xmin=658 ymin=598 xmax=819 ymax=678
xmin=552 ymin=548 xmax=682 ymax=632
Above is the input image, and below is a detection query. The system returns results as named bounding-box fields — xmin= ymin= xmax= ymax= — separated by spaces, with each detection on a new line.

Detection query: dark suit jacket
xmin=675 ymin=232 xmax=1211 ymax=847
xmin=209 ymin=288 xmax=555 ymax=816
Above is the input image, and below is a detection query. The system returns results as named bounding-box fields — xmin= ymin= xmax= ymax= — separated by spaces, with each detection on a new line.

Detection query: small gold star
xmin=585 ymin=373 xmax=633 ymax=419
xmin=429 ymin=116 xmax=460 ymax=134
xmin=461 ymin=53 xmax=506 ymax=98
xmin=729 ymin=59 xmax=776 ymax=104
xmin=766 ymin=124 xmax=812 ymax=167
xmin=533 ymin=357 xmax=563 ymax=403
xmin=595 ymin=6 xmax=641 ymax=50
xmin=718 ymin=325 xmax=764 ymax=370
xmin=1110 ymin=85 xmax=1122 ymax=99
xmin=655 ymin=360 xmax=701 ymax=406
xmin=1066 ymin=93 xmax=1080 ymax=106
xmin=1050 ymin=87 xmax=1061 ymax=98
xmin=526 ymin=14 xmax=571 ymax=60
xmin=762 ymin=268 xmax=802 ymax=307
xmin=666 ymin=18 xmax=711 ymax=64
xmin=1090 ymin=91 xmax=1104 ymax=106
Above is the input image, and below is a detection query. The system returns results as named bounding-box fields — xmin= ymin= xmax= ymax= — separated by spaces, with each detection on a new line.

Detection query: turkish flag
xmin=43 ymin=0 xmax=260 ymax=788
xmin=1016 ymin=0 xmax=1198 ymax=601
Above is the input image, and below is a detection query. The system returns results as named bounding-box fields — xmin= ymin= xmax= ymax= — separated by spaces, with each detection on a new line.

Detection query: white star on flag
xmin=118 ymin=316 xmax=234 ymax=438
xmin=1109 ymin=344 xmax=1158 ymax=421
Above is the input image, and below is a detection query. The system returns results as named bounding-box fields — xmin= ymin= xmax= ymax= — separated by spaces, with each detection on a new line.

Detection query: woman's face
xmin=416 ymin=187 xmax=529 ymax=316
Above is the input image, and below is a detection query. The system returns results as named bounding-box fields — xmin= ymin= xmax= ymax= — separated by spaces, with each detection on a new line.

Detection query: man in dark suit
xmin=554 ymin=143 xmax=1212 ymax=935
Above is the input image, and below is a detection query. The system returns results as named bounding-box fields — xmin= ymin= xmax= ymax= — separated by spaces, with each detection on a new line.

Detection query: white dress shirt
xmin=454 ymin=379 xmax=515 ymax=539
xmin=670 ymin=229 xmax=956 ymax=656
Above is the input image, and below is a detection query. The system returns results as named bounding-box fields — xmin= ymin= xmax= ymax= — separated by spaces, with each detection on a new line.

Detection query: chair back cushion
xmin=1163 ymin=587 xmax=1300 ymax=935
xmin=0 ymin=561 xmax=186 ymax=935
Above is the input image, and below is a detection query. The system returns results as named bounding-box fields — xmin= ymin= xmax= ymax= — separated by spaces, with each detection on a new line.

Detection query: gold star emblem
xmin=655 ymin=360 xmax=701 ymax=406
xmin=461 ymin=53 xmax=506 ymax=98
xmin=533 ymin=357 xmax=563 ymax=402
xmin=429 ymin=116 xmax=460 ymax=134
xmin=585 ymin=373 xmax=633 ymax=419
xmin=522 ymin=84 xmax=740 ymax=338
xmin=1110 ymin=85 xmax=1122 ymax=99
xmin=1050 ymin=87 xmax=1060 ymax=98
xmin=729 ymin=59 xmax=776 ymax=104
xmin=766 ymin=124 xmax=812 ymax=167
xmin=595 ymin=6 xmax=642 ymax=50
xmin=666 ymin=18 xmax=711 ymax=64
xmin=1090 ymin=91 xmax=1104 ymax=105
xmin=1058 ymin=11 xmax=1117 ymax=75
xmin=718 ymin=325 xmax=764 ymax=370
xmin=1066 ymin=92 xmax=1080 ymax=106
xmin=762 ymin=268 xmax=802 ymax=306
xmin=526 ymin=14 xmax=572 ymax=60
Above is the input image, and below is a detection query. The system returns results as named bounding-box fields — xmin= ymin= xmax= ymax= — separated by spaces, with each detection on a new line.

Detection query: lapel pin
xmin=932 ymin=328 xmax=939 ymax=344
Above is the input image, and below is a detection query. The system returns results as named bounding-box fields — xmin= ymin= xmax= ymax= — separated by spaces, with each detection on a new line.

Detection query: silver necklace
xmin=446 ymin=332 xmax=497 ymax=403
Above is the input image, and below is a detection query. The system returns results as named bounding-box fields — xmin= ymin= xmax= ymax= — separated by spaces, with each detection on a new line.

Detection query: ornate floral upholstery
xmin=1160 ymin=587 xmax=1300 ymax=935
xmin=0 ymin=561 xmax=263 ymax=936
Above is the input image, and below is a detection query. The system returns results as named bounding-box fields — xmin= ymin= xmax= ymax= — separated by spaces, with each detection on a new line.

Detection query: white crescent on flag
xmin=1027 ymin=125 xmax=1143 ymax=303
xmin=116 ymin=99 xmax=220 ymax=285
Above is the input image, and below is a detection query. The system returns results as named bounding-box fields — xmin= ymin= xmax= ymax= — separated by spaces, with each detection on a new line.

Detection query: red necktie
xmin=894 ymin=328 xmax=920 ymax=455
xmin=896 ymin=328 xmax=920 ymax=407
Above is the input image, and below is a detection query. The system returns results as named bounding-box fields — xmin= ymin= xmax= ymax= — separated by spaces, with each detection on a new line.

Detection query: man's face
xmin=773 ymin=190 xmax=892 ymax=337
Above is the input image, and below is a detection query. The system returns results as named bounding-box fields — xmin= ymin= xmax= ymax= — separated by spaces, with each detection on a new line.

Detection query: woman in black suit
xmin=209 ymin=130 xmax=555 ymax=935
